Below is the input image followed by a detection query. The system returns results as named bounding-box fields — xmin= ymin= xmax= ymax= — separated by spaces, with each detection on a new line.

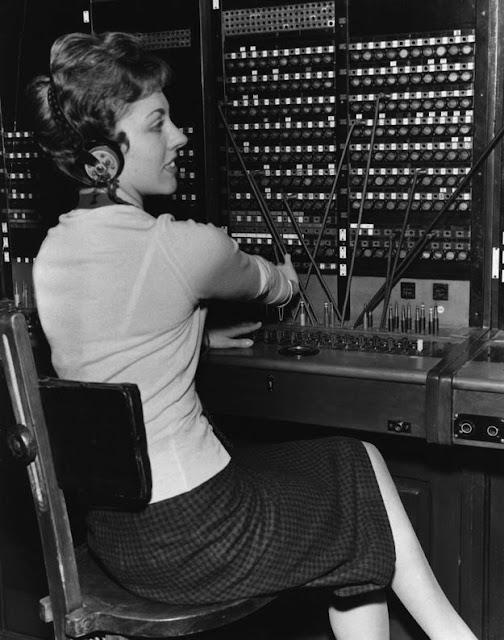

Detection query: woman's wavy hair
xmin=28 ymin=31 xmax=171 ymax=185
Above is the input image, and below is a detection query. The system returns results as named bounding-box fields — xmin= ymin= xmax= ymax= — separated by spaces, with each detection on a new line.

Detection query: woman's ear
xmin=116 ymin=130 xmax=129 ymax=156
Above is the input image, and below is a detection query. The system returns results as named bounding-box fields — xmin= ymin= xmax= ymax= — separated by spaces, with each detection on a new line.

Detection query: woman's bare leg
xmin=348 ymin=442 xmax=477 ymax=640
xmin=328 ymin=590 xmax=389 ymax=640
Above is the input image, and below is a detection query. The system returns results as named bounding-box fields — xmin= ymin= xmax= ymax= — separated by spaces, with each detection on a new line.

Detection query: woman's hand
xmin=207 ymin=322 xmax=262 ymax=349
xmin=277 ymin=253 xmax=300 ymax=297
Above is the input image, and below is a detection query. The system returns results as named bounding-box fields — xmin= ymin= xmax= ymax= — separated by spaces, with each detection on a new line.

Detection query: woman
xmin=29 ymin=31 xmax=476 ymax=640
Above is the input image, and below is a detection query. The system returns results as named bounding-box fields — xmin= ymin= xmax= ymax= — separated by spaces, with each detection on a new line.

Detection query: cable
xmin=12 ymin=0 xmax=29 ymax=132
xmin=353 ymin=120 xmax=504 ymax=328
xmin=340 ymin=94 xmax=383 ymax=326
xmin=282 ymin=194 xmax=341 ymax=322
xmin=88 ymin=0 xmax=95 ymax=34
xmin=379 ymin=169 xmax=420 ymax=330
xmin=300 ymin=120 xmax=356 ymax=317
xmin=218 ymin=103 xmax=318 ymax=324
xmin=246 ymin=172 xmax=319 ymax=324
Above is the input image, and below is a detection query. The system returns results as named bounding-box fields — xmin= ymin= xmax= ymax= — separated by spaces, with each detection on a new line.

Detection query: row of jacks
xmin=294 ymin=301 xmax=440 ymax=335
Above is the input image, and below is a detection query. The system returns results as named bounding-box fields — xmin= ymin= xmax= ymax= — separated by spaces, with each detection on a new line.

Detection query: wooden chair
xmin=0 ymin=308 xmax=275 ymax=639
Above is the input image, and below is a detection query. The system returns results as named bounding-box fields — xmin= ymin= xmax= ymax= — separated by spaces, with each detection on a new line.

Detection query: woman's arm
xmin=167 ymin=220 xmax=299 ymax=306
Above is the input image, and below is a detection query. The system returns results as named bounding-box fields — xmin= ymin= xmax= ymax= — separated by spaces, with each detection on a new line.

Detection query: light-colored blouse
xmin=33 ymin=205 xmax=291 ymax=502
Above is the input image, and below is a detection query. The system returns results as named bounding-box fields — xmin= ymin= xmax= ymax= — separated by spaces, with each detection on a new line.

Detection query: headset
xmin=80 ymin=140 xmax=124 ymax=185
xmin=47 ymin=80 xmax=124 ymax=186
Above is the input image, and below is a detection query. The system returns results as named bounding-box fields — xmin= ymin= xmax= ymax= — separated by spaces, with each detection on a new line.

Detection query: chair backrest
xmin=0 ymin=307 xmax=151 ymax=638
xmin=39 ymin=376 xmax=151 ymax=510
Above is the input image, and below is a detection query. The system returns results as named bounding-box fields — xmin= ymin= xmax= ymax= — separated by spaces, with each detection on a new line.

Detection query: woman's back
xmin=34 ymin=203 xmax=231 ymax=501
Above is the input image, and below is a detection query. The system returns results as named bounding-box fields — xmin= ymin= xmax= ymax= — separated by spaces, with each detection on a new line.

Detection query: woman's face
xmin=115 ymin=90 xmax=188 ymax=205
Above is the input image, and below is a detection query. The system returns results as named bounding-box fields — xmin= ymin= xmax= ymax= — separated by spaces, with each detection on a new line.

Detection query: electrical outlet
xmin=433 ymin=282 xmax=449 ymax=300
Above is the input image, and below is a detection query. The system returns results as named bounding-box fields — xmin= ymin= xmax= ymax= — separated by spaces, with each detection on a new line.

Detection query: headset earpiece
xmin=46 ymin=81 xmax=125 ymax=186
xmin=83 ymin=140 xmax=124 ymax=184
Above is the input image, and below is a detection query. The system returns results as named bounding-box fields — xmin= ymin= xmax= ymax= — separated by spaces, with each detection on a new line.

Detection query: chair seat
xmin=58 ymin=547 xmax=275 ymax=638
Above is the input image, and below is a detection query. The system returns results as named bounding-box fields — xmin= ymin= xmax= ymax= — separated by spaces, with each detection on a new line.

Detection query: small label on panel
xmin=493 ymin=247 xmax=500 ymax=279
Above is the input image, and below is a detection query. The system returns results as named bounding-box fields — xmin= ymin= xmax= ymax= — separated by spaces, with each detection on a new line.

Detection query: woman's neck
xmin=78 ymin=187 xmax=143 ymax=210
xmin=115 ymin=186 xmax=143 ymax=209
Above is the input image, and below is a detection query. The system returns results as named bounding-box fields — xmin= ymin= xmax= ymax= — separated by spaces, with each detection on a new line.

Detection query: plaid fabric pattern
xmin=86 ymin=436 xmax=395 ymax=604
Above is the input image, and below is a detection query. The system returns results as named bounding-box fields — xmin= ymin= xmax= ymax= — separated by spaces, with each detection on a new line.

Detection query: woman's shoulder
xmin=156 ymin=215 xmax=230 ymax=245
xmin=58 ymin=202 xmax=151 ymax=220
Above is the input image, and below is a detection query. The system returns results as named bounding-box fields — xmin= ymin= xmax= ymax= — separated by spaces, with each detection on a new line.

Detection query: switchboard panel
xmin=220 ymin=2 xmax=347 ymax=297
xmin=344 ymin=28 xmax=475 ymax=277
xmin=219 ymin=0 xmax=496 ymax=328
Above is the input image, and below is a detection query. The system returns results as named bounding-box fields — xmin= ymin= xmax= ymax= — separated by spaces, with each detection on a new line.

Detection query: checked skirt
xmin=86 ymin=436 xmax=395 ymax=604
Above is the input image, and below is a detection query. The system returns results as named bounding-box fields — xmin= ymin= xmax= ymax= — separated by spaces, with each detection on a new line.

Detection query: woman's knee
xmin=361 ymin=441 xmax=393 ymax=485
xmin=361 ymin=441 xmax=384 ymax=465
